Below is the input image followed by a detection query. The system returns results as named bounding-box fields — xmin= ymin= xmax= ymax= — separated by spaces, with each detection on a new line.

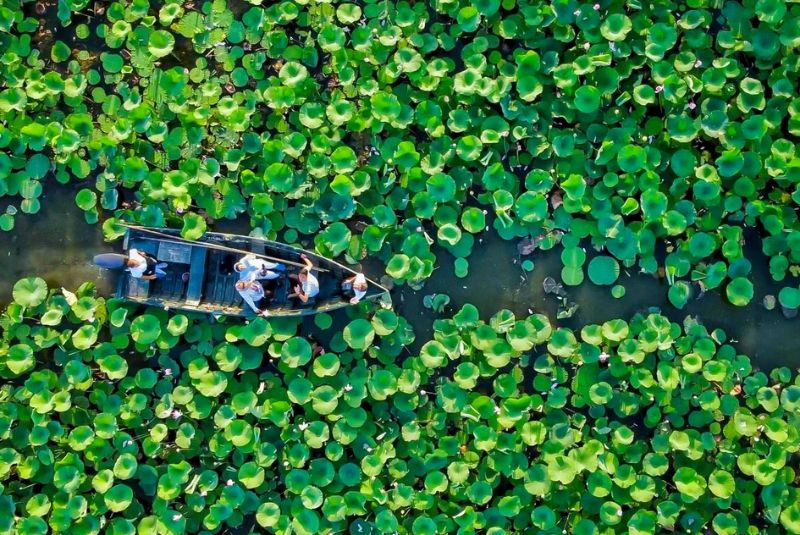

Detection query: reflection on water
xmin=0 ymin=192 xmax=796 ymax=371
xmin=0 ymin=184 xmax=115 ymax=300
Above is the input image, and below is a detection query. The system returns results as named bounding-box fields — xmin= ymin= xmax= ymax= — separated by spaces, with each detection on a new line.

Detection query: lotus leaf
xmin=12 ymin=277 xmax=47 ymax=308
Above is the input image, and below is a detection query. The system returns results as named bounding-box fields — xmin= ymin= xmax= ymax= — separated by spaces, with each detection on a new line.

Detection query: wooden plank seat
xmin=127 ymin=276 xmax=150 ymax=299
xmin=186 ymin=247 xmax=207 ymax=306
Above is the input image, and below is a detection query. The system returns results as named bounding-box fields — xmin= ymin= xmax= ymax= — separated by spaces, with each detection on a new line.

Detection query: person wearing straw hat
xmin=343 ymin=273 xmax=369 ymax=304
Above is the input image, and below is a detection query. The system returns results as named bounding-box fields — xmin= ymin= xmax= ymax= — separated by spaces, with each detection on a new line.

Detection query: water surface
xmin=0 ymin=184 xmax=114 ymax=299
xmin=2 ymin=196 xmax=796 ymax=370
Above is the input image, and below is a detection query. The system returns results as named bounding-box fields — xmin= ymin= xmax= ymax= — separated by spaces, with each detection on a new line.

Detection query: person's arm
xmin=344 ymin=275 xmax=355 ymax=284
xmin=300 ymin=253 xmax=314 ymax=272
xmin=238 ymin=289 xmax=260 ymax=313
xmin=141 ymin=274 xmax=157 ymax=281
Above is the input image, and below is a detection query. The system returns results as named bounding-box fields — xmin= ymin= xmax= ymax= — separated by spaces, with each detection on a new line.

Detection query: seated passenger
xmin=234 ymin=254 xmax=285 ymax=282
xmin=343 ymin=273 xmax=369 ymax=304
xmin=127 ymin=248 xmax=167 ymax=280
xmin=288 ymin=253 xmax=319 ymax=304
xmin=235 ymin=280 xmax=271 ymax=316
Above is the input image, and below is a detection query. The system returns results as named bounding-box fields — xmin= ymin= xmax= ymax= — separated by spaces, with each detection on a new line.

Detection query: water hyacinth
xmin=1 ymin=281 xmax=800 ymax=533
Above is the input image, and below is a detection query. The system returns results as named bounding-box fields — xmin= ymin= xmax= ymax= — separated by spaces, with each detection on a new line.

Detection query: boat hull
xmin=111 ymin=227 xmax=389 ymax=318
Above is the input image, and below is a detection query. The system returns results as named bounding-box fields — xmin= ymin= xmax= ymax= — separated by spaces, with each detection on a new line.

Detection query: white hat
xmin=354 ymin=273 xmax=366 ymax=284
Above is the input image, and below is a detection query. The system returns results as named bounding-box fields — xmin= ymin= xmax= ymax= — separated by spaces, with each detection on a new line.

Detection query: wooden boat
xmin=103 ymin=226 xmax=389 ymax=317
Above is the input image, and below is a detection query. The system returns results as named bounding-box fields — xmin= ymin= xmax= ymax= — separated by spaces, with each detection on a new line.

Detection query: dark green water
xmin=0 ymin=184 xmax=114 ymax=300
xmin=2 ymin=188 xmax=797 ymax=370
xmin=395 ymin=229 xmax=800 ymax=371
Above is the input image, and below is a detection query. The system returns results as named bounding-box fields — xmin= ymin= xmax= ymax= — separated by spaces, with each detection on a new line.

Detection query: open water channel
xmin=2 ymin=183 xmax=798 ymax=370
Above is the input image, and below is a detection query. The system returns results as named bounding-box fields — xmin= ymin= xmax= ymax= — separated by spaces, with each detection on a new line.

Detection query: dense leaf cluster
xmin=2 ymin=0 xmax=800 ymax=300
xmin=2 ymin=278 xmax=800 ymax=534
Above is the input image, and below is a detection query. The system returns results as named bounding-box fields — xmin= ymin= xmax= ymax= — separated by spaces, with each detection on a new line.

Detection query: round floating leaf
xmin=574 ymin=86 xmax=601 ymax=113
xmin=601 ymin=13 xmax=632 ymax=41
xmin=75 ymin=189 xmax=97 ymax=211
xmin=13 ymin=278 xmax=47 ymax=308
xmin=668 ymin=281 xmax=691 ymax=309
xmin=181 ymin=213 xmax=206 ymax=240
xmin=588 ymin=256 xmax=619 ymax=285
xmin=281 ymin=337 xmax=312 ymax=368
xmin=104 ymin=484 xmax=134 ymax=513
xmin=673 ymin=467 xmax=706 ymax=503
xmin=726 ymin=277 xmax=754 ymax=306
xmin=461 ymin=207 xmax=486 ymax=233
xmin=343 ymin=319 xmax=375 ymax=350
xmin=148 ymin=30 xmax=176 ymax=58
xmin=779 ymin=287 xmax=800 ymax=309
xmin=130 ymin=314 xmax=162 ymax=345
xmin=51 ymin=41 xmax=71 ymax=62
xmin=6 ymin=344 xmax=35 ymax=375
xmin=617 ymin=145 xmax=647 ymax=173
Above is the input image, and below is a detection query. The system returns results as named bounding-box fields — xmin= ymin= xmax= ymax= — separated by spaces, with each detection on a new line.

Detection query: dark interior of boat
xmin=119 ymin=231 xmax=371 ymax=316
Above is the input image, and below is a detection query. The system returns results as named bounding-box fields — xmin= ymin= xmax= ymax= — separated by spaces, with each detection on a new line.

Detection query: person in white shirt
xmin=235 ymin=280 xmax=270 ymax=316
xmin=288 ymin=253 xmax=319 ymax=304
xmin=234 ymin=254 xmax=284 ymax=282
xmin=343 ymin=273 xmax=368 ymax=304
xmin=126 ymin=248 xmax=167 ymax=280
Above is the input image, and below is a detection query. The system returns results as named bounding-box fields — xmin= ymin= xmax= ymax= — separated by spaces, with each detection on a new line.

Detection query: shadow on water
xmin=1 ymin=196 xmax=797 ymax=370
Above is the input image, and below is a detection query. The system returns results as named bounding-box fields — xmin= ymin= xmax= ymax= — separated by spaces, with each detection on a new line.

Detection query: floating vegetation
xmin=0 ymin=0 xmax=797 ymax=306
xmin=2 ymin=279 xmax=800 ymax=533
xmin=4 ymin=0 xmax=800 ymax=531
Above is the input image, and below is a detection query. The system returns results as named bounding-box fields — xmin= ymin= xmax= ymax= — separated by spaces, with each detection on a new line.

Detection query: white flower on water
xmin=655 ymin=85 xmax=663 ymax=93
xmin=593 ymin=3 xmax=600 ymax=9
xmin=123 ymin=440 xmax=132 ymax=447
xmin=493 ymin=406 xmax=501 ymax=414
xmin=171 ymin=410 xmax=182 ymax=420
xmin=599 ymin=351 xmax=610 ymax=363
xmin=172 ymin=514 xmax=182 ymax=522
xmin=420 ymin=390 xmax=427 ymax=395
xmin=164 ymin=368 xmax=172 ymax=376
xmin=573 ymin=9 xmax=580 ymax=15
xmin=695 ymin=59 xmax=702 ymax=67
xmin=363 ymin=444 xmax=372 ymax=452
xmin=226 ymin=479 xmax=234 ymax=486
xmin=687 ymin=101 xmax=696 ymax=110
xmin=617 ymin=509 xmax=623 ymax=516
xmin=344 ymin=384 xmax=353 ymax=392
xmin=299 ymin=422 xmax=309 ymax=431
xmin=200 ymin=490 xmax=207 ymax=497
xmin=583 ymin=42 xmax=590 ymax=50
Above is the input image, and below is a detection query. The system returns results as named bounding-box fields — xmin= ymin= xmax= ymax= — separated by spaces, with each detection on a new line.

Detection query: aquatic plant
xmin=3 ymin=280 xmax=800 ymax=533
xmin=0 ymin=0 xmax=799 ymax=306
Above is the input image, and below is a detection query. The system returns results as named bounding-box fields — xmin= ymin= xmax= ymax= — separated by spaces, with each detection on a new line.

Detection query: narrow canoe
xmin=106 ymin=227 xmax=390 ymax=317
